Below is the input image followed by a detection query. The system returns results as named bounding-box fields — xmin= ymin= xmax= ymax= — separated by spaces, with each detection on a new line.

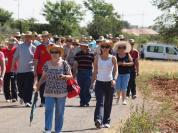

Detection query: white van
xmin=142 ymin=43 xmax=178 ymax=61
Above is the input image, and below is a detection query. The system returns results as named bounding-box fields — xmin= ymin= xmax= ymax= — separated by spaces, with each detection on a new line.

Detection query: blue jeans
xmin=77 ymin=69 xmax=92 ymax=105
xmin=116 ymin=74 xmax=130 ymax=91
xmin=94 ymin=81 xmax=114 ymax=124
xmin=45 ymin=97 xmax=66 ymax=133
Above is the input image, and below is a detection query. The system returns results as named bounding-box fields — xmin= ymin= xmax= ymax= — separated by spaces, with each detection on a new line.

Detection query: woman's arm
xmin=123 ymin=54 xmax=134 ymax=66
xmin=36 ymin=71 xmax=47 ymax=91
xmin=92 ymin=56 xmax=98 ymax=83
xmin=112 ymin=56 xmax=118 ymax=80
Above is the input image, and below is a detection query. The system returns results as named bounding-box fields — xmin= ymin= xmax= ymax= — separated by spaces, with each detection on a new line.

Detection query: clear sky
xmin=0 ymin=0 xmax=161 ymax=27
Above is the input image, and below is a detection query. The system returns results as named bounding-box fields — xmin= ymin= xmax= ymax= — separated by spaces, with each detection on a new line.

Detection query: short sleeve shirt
xmin=34 ymin=44 xmax=51 ymax=74
xmin=74 ymin=51 xmax=94 ymax=70
xmin=43 ymin=60 xmax=71 ymax=98
xmin=130 ymin=49 xmax=139 ymax=71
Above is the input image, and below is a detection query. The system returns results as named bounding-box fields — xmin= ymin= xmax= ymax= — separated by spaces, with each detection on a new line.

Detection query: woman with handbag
xmin=36 ymin=44 xmax=73 ymax=133
xmin=92 ymin=40 xmax=118 ymax=129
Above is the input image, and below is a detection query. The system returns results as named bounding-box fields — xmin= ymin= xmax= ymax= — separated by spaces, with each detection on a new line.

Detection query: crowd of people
xmin=0 ymin=31 xmax=139 ymax=133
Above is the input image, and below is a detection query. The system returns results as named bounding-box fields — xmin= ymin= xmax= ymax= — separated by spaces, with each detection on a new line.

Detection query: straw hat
xmin=113 ymin=41 xmax=131 ymax=53
xmin=5 ymin=38 xmax=16 ymax=45
xmin=23 ymin=31 xmax=33 ymax=36
xmin=14 ymin=32 xmax=21 ymax=37
xmin=80 ymin=41 xmax=89 ymax=47
xmin=47 ymin=44 xmax=64 ymax=56
xmin=42 ymin=31 xmax=51 ymax=36
xmin=96 ymin=36 xmax=105 ymax=42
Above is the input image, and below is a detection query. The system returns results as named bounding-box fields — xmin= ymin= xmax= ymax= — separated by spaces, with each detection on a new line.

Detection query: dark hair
xmin=100 ymin=47 xmax=112 ymax=55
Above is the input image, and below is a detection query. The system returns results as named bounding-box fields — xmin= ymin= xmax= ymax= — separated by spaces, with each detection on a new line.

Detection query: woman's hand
xmin=111 ymin=80 xmax=116 ymax=87
xmin=118 ymin=62 xmax=123 ymax=66
xmin=59 ymin=74 xmax=66 ymax=80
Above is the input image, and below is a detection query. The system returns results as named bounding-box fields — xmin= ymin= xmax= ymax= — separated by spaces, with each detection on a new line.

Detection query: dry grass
xmin=140 ymin=60 xmax=178 ymax=75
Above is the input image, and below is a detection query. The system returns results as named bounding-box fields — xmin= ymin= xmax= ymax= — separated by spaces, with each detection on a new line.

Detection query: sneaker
xmin=25 ymin=103 xmax=32 ymax=107
xmin=42 ymin=130 xmax=51 ymax=133
xmin=132 ymin=95 xmax=137 ymax=99
xmin=12 ymin=99 xmax=17 ymax=103
xmin=39 ymin=103 xmax=45 ymax=107
xmin=116 ymin=98 xmax=119 ymax=104
xmin=6 ymin=99 xmax=11 ymax=103
xmin=104 ymin=124 xmax=111 ymax=128
xmin=95 ymin=120 xmax=102 ymax=129
xmin=122 ymin=100 xmax=127 ymax=105
xmin=19 ymin=98 xmax=24 ymax=105
xmin=86 ymin=103 xmax=90 ymax=107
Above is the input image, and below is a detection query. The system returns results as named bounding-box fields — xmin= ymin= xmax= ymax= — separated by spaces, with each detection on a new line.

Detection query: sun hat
xmin=96 ymin=36 xmax=105 ymax=42
xmin=5 ymin=38 xmax=16 ymax=45
xmin=47 ymin=44 xmax=64 ymax=56
xmin=113 ymin=41 xmax=131 ymax=53
xmin=129 ymin=39 xmax=135 ymax=44
xmin=80 ymin=41 xmax=89 ymax=47
xmin=42 ymin=31 xmax=51 ymax=36
xmin=119 ymin=35 xmax=125 ymax=40
xmin=23 ymin=31 xmax=33 ymax=36
xmin=14 ymin=32 xmax=21 ymax=37
xmin=100 ymin=39 xmax=113 ymax=47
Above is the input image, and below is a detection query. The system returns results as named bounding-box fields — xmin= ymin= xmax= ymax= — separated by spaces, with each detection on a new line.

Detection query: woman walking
xmin=114 ymin=42 xmax=133 ymax=105
xmin=37 ymin=44 xmax=73 ymax=133
xmin=92 ymin=40 xmax=118 ymax=128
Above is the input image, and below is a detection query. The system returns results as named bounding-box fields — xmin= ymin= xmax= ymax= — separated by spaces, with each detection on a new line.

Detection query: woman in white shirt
xmin=92 ymin=40 xmax=118 ymax=129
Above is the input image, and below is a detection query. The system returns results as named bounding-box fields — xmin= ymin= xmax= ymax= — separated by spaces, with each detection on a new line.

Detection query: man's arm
xmin=0 ymin=56 xmax=6 ymax=79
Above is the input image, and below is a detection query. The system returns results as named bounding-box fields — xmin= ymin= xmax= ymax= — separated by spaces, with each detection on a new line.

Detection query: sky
xmin=0 ymin=0 xmax=162 ymax=27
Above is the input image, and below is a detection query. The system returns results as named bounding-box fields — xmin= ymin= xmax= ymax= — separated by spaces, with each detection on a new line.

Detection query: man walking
xmin=73 ymin=42 xmax=94 ymax=107
xmin=12 ymin=31 xmax=36 ymax=107
xmin=127 ymin=39 xmax=139 ymax=99
xmin=34 ymin=31 xmax=51 ymax=107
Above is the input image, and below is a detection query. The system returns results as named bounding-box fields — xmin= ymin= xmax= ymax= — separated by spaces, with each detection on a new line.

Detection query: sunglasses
xmin=118 ymin=46 xmax=126 ymax=50
xmin=101 ymin=45 xmax=110 ymax=49
xmin=50 ymin=51 xmax=59 ymax=54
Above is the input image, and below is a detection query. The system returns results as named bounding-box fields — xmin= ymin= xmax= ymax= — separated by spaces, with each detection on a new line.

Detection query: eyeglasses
xmin=50 ymin=51 xmax=59 ymax=54
xmin=101 ymin=45 xmax=110 ymax=49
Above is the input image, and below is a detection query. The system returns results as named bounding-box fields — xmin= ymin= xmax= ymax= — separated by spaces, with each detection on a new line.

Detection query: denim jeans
xmin=45 ymin=97 xmax=66 ymax=133
xmin=77 ymin=69 xmax=92 ymax=105
xmin=116 ymin=74 xmax=130 ymax=91
xmin=127 ymin=71 xmax=136 ymax=97
xmin=94 ymin=81 xmax=114 ymax=124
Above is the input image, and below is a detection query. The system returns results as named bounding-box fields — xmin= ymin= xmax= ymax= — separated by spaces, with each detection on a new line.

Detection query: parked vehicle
xmin=141 ymin=43 xmax=178 ymax=61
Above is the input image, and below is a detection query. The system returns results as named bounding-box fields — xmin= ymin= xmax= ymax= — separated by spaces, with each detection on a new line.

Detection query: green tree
xmin=153 ymin=0 xmax=178 ymax=43
xmin=84 ymin=0 xmax=122 ymax=38
xmin=0 ymin=8 xmax=13 ymax=26
xmin=43 ymin=0 xmax=83 ymax=36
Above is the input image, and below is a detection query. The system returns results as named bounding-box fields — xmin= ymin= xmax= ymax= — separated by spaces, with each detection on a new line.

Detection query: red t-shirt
xmin=130 ymin=49 xmax=139 ymax=71
xmin=34 ymin=44 xmax=51 ymax=75
xmin=2 ymin=47 xmax=17 ymax=73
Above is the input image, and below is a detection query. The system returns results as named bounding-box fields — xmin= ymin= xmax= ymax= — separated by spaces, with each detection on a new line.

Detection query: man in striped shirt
xmin=73 ymin=42 xmax=94 ymax=107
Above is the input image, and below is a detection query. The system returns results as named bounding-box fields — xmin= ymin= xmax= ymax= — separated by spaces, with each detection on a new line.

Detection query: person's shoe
xmin=6 ymin=99 xmax=11 ymax=103
xmin=0 ymin=90 xmax=3 ymax=95
xmin=122 ymin=100 xmax=127 ymax=105
xmin=132 ymin=95 xmax=137 ymax=99
xmin=116 ymin=98 xmax=119 ymax=104
xmin=95 ymin=120 xmax=102 ymax=129
xmin=80 ymin=104 xmax=85 ymax=107
xmin=25 ymin=103 xmax=32 ymax=107
xmin=39 ymin=103 xmax=45 ymax=107
xmin=19 ymin=98 xmax=24 ymax=105
xmin=104 ymin=124 xmax=111 ymax=128
xmin=86 ymin=103 xmax=90 ymax=107
xmin=11 ymin=99 xmax=17 ymax=103
xmin=42 ymin=130 xmax=51 ymax=133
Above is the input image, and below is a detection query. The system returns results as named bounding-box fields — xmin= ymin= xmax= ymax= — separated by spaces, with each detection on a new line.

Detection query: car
xmin=141 ymin=43 xmax=178 ymax=61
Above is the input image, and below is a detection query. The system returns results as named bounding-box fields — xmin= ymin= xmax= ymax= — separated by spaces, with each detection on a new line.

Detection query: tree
xmin=0 ymin=8 xmax=13 ymax=26
xmin=43 ymin=0 xmax=83 ymax=35
xmin=84 ymin=0 xmax=122 ymax=38
xmin=153 ymin=0 xmax=178 ymax=43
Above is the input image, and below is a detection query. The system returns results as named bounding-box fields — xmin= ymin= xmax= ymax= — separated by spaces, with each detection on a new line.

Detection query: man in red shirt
xmin=34 ymin=31 xmax=51 ymax=107
xmin=127 ymin=39 xmax=140 ymax=99
xmin=2 ymin=39 xmax=17 ymax=102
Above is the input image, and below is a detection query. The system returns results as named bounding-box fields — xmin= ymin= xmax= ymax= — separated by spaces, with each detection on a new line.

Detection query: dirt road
xmin=0 ymin=93 xmax=143 ymax=133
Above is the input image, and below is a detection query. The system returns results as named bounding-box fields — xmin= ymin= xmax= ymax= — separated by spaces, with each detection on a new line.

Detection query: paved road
xmin=0 ymin=93 xmax=143 ymax=133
